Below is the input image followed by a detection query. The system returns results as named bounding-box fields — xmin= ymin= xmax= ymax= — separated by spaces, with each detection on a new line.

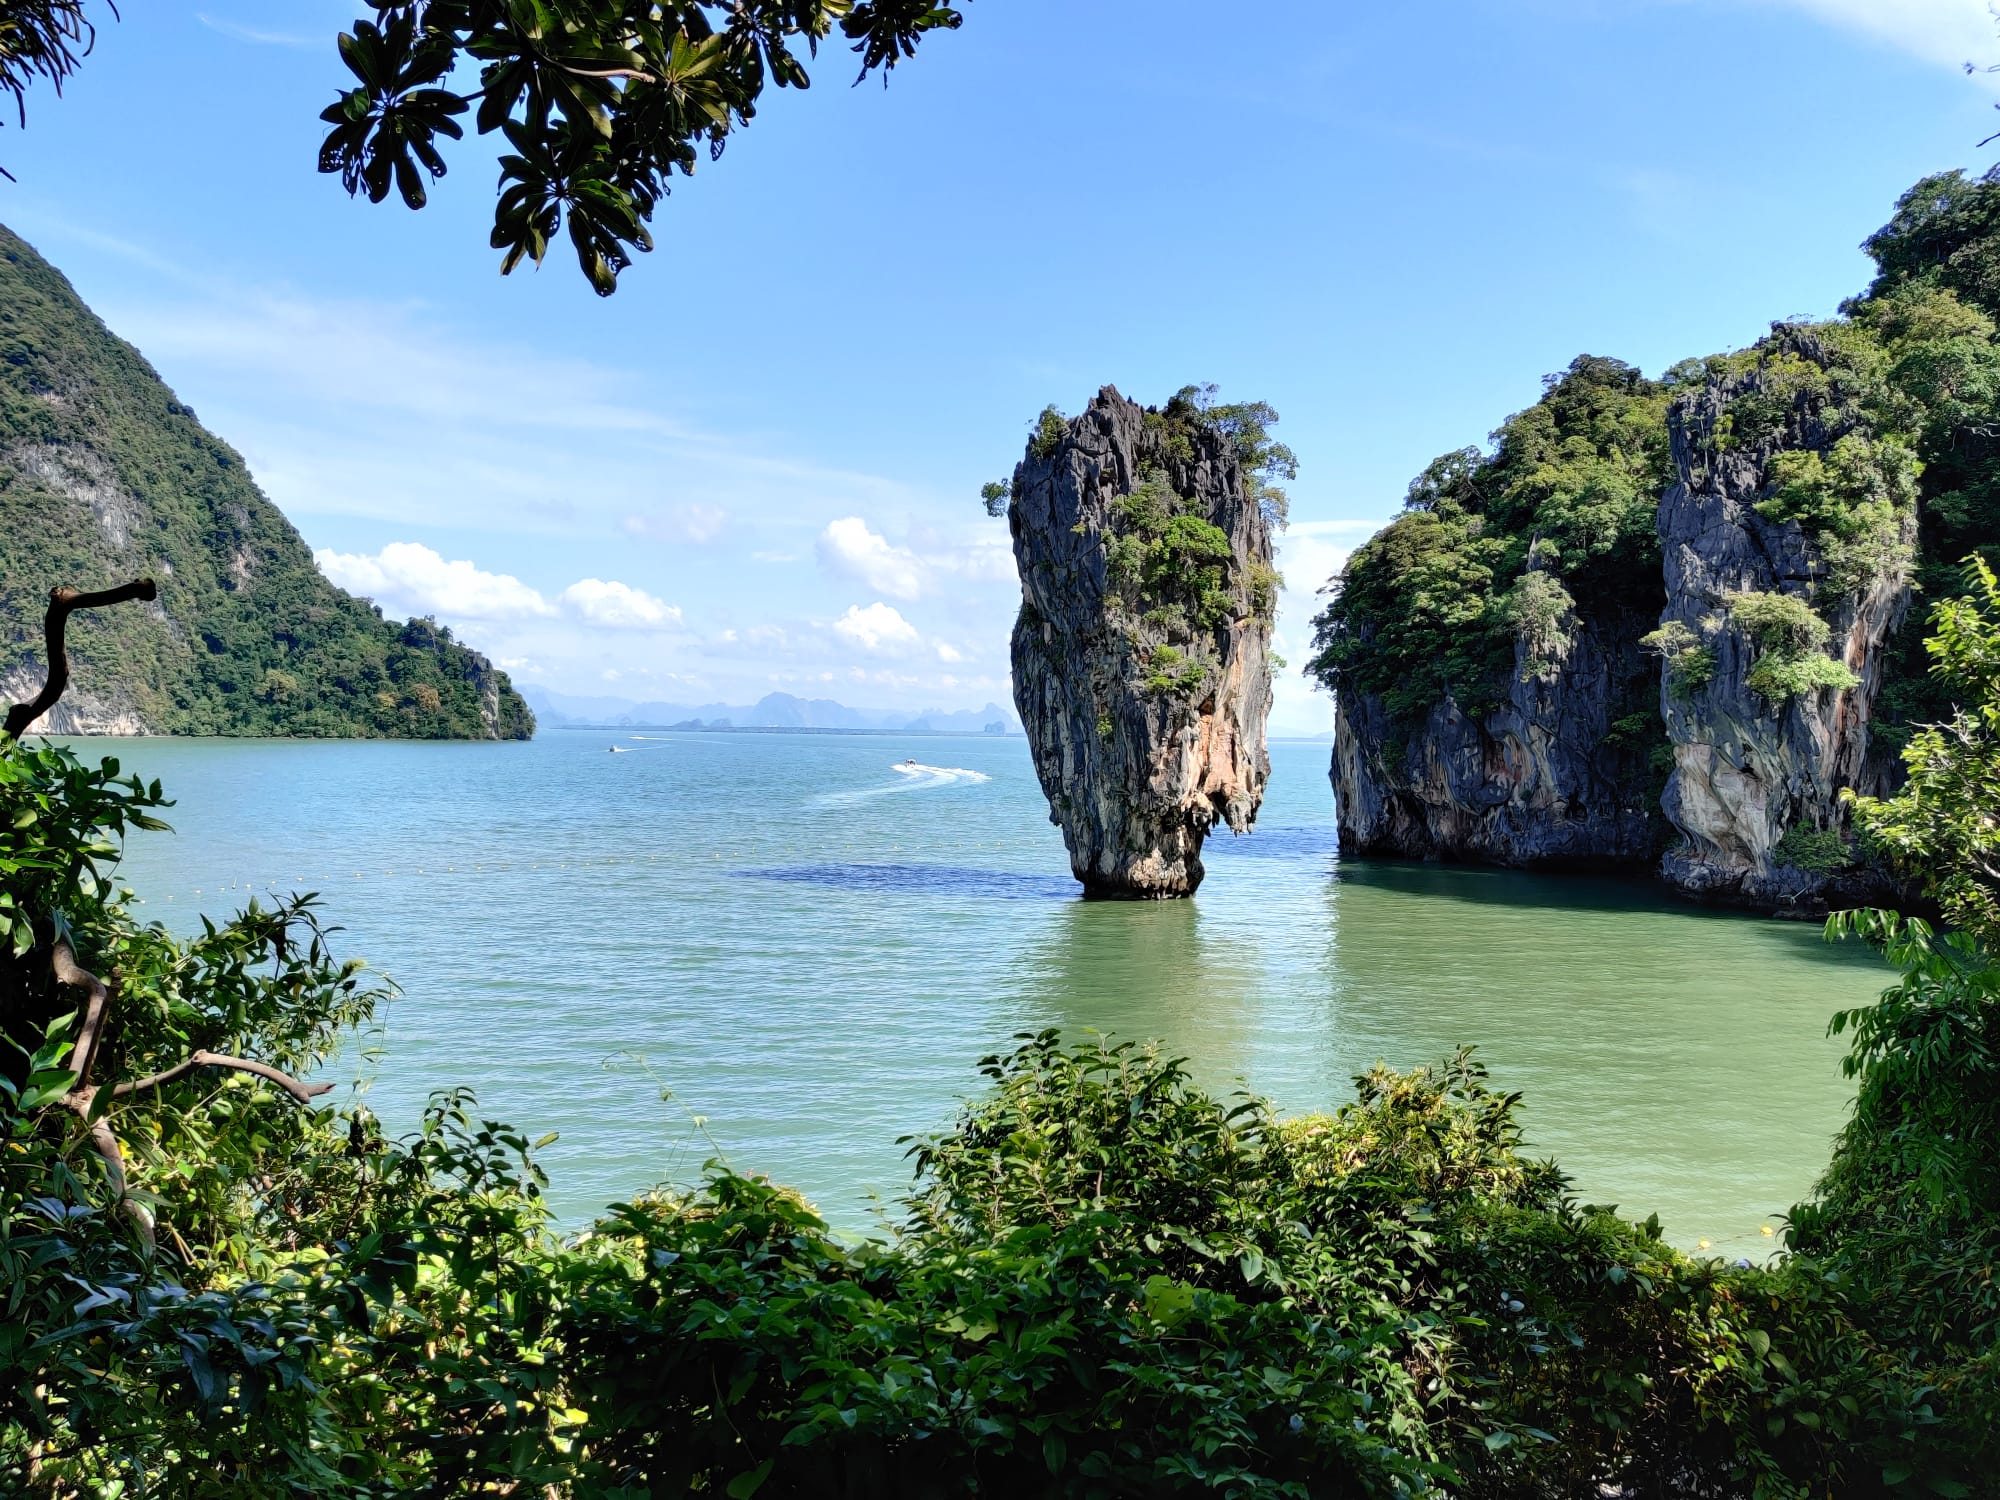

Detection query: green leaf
xmin=18 ymin=1068 xmax=77 ymax=1111
xmin=725 ymin=1459 xmax=774 ymax=1498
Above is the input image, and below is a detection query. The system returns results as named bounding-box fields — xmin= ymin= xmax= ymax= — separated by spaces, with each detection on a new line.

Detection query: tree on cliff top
xmin=0 ymin=0 xmax=970 ymax=294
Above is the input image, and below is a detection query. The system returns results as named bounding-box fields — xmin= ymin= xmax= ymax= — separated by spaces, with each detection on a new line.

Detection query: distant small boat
xmin=609 ymin=746 xmax=631 ymax=754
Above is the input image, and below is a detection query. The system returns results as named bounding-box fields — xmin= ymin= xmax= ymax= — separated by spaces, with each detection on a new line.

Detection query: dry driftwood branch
xmin=115 ymin=1051 xmax=334 ymax=1105
xmin=4 ymin=578 xmax=157 ymax=739
xmin=51 ymin=933 xmax=110 ymax=1090
xmin=49 ymin=939 xmax=156 ymax=1249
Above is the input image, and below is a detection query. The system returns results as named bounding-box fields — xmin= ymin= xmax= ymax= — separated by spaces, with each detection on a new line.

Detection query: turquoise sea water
xmin=99 ymin=731 xmax=1886 ymax=1258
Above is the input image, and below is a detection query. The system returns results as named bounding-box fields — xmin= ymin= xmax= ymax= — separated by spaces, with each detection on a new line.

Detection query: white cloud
xmin=196 ymin=13 xmax=317 ymax=46
xmin=814 ymin=516 xmax=1018 ymax=601
xmin=315 ymin=542 xmax=554 ymax=622
xmin=558 ymin=578 xmax=683 ymax=629
xmin=315 ymin=542 xmax=680 ymax=634
xmin=831 ymin=602 xmax=923 ymax=655
xmin=817 ymin=516 xmax=928 ymax=600
xmin=37 ymin=229 xmax=922 ymax=546
xmin=1753 ymin=0 xmax=1998 ymax=70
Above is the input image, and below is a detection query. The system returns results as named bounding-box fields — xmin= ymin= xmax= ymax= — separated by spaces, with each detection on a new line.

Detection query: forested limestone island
xmin=1310 ymin=169 xmax=2000 ymax=913
xmin=0 ymin=226 xmax=533 ymax=739
xmin=1003 ymin=385 xmax=1287 ymax=897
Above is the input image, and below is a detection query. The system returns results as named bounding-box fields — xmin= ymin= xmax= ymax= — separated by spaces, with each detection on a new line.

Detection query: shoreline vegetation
xmin=3 ymin=579 xmax=1997 ymax=1496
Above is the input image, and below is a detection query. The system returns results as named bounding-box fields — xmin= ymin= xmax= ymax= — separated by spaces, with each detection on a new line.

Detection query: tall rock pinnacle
xmin=1005 ymin=386 xmax=1279 ymax=897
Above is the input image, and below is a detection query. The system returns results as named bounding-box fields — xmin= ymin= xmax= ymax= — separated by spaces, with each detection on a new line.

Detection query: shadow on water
xmin=1331 ymin=858 xmax=1877 ymax=964
xmin=742 ymin=862 xmax=1078 ymax=901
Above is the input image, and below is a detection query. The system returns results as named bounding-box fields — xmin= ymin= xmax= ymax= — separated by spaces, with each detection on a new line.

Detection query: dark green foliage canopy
xmin=318 ymin=0 xmax=972 ymax=294
xmin=0 ymin=224 xmax=533 ymax=738
xmin=1308 ymin=355 xmax=1675 ymax=722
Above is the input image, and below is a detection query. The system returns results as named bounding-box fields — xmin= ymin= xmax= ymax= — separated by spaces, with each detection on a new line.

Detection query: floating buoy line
xmin=129 ymin=850 xmax=681 ymax=906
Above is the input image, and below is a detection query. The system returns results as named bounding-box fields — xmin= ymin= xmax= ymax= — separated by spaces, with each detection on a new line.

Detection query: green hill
xmin=0 ymin=226 xmax=533 ymax=739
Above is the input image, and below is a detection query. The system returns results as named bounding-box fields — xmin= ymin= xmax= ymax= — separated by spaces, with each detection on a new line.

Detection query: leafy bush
xmin=1759 ymin=432 xmax=1920 ymax=592
xmin=1730 ymin=591 xmax=1860 ymax=702
xmin=1029 ymin=404 xmax=1067 ymax=460
xmin=1746 ymin=651 xmax=1859 ymax=701
xmin=1105 ymin=470 xmax=1231 ymax=629
xmin=1143 ymin=642 xmax=1208 ymax=697
xmin=1851 ymin=556 xmax=2000 ymax=948
xmin=1773 ymin=822 xmax=1853 ymax=874
xmin=1499 ymin=570 xmax=1575 ymax=679
xmin=1245 ymin=561 xmax=1282 ymax=621
xmin=1163 ymin=383 xmax=1298 ymax=528
xmin=1640 ymin=619 xmax=1717 ymax=696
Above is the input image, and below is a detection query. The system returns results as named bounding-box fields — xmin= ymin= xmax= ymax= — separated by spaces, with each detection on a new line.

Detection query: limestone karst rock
xmin=1316 ymin=324 xmax=1920 ymax=913
xmin=1007 ymin=387 xmax=1277 ymax=897
xmin=1314 ymin=356 xmax=1672 ymax=873
xmin=1652 ymin=325 xmax=1913 ymax=907
xmin=1328 ymin=603 xmax=1661 ymax=869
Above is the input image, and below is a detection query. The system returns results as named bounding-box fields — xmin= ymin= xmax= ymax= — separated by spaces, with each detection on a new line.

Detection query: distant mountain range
xmin=520 ymin=686 xmax=1019 ymax=735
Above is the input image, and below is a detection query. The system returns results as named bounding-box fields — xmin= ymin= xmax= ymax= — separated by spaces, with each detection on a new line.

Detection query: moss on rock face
xmin=0 ymin=224 xmax=533 ymax=739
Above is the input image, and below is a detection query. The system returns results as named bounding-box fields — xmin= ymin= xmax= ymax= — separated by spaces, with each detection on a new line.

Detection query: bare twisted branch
xmin=48 ymin=929 xmax=327 ymax=1256
xmin=4 ymin=578 xmax=157 ymax=739
xmin=115 ymin=1051 xmax=334 ymax=1105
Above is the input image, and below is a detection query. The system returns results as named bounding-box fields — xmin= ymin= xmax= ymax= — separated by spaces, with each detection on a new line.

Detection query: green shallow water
xmin=96 ymin=732 xmax=1886 ymax=1257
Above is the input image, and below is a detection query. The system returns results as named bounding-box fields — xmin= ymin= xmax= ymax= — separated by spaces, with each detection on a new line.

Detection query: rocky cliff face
xmin=1654 ymin=327 xmax=1914 ymax=907
xmin=1331 ymin=606 xmax=1663 ymax=867
xmin=1009 ymin=387 xmax=1274 ymax=897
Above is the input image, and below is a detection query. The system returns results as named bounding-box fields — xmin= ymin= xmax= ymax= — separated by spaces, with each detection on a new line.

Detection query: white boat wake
xmin=818 ymin=762 xmax=992 ymax=806
xmin=891 ymin=761 xmax=991 ymax=785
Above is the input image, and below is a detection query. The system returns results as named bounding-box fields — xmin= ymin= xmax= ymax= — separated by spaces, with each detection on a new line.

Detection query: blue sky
xmin=5 ymin=0 xmax=1997 ymax=730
